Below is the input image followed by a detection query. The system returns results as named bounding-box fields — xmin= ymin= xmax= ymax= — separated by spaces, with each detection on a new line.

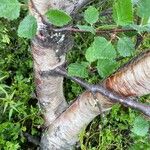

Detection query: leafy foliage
xmin=113 ymin=0 xmax=133 ymax=26
xmin=45 ymin=9 xmax=72 ymax=27
xmin=0 ymin=0 xmax=20 ymax=20
xmin=86 ymin=37 xmax=116 ymax=62
xmin=68 ymin=63 xmax=89 ymax=78
xmin=85 ymin=37 xmax=117 ymax=77
xmin=84 ymin=6 xmax=99 ymax=25
xmin=117 ymin=37 xmax=135 ymax=57
xmin=137 ymin=0 xmax=150 ymax=18
xmin=131 ymin=116 xmax=149 ymax=136
xmin=97 ymin=59 xmax=118 ymax=77
xmin=18 ymin=15 xmax=37 ymax=39
xmin=0 ymin=19 xmax=43 ymax=149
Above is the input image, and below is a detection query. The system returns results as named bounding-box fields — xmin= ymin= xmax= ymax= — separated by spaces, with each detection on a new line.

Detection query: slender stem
xmin=53 ymin=27 xmax=136 ymax=34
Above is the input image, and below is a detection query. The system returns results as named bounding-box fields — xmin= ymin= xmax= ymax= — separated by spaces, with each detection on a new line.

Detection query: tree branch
xmin=41 ymin=66 xmax=150 ymax=117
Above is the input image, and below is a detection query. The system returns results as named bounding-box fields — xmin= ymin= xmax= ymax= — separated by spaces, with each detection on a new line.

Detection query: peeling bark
xmin=104 ymin=50 xmax=150 ymax=97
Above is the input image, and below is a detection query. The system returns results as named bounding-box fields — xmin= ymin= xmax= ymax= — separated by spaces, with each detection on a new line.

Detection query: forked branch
xmin=41 ymin=66 xmax=150 ymax=117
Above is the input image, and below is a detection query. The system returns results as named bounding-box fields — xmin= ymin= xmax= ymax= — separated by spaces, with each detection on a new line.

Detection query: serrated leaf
xmin=85 ymin=46 xmax=97 ymax=63
xmin=117 ymin=37 xmax=135 ymax=57
xmin=0 ymin=0 xmax=20 ymax=20
xmin=137 ymin=0 xmax=150 ymax=18
xmin=18 ymin=15 xmax=37 ymax=39
xmin=86 ymin=37 xmax=116 ymax=63
xmin=97 ymin=59 xmax=118 ymax=78
xmin=45 ymin=9 xmax=72 ymax=27
xmin=84 ymin=6 xmax=99 ymax=25
xmin=77 ymin=25 xmax=96 ymax=34
xmin=132 ymin=116 xmax=149 ymax=136
xmin=93 ymin=37 xmax=116 ymax=59
xmin=113 ymin=0 xmax=133 ymax=26
xmin=129 ymin=24 xmax=146 ymax=33
xmin=81 ymin=61 xmax=90 ymax=67
xmin=129 ymin=24 xmax=150 ymax=33
xmin=68 ymin=63 xmax=88 ymax=78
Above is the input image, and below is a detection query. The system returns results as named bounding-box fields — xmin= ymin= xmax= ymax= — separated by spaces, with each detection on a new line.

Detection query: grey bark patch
xmin=34 ymin=27 xmax=74 ymax=58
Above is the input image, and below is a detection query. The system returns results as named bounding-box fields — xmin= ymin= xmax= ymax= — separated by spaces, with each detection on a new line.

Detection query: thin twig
xmin=53 ymin=27 xmax=136 ymax=34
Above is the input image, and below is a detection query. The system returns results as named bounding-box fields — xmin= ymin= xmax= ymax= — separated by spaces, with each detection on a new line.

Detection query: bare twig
xmin=53 ymin=27 xmax=136 ymax=34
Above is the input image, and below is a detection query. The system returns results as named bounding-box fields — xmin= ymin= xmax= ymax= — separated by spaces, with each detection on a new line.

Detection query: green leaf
xmin=132 ymin=116 xmax=149 ymax=136
xmin=9 ymin=109 xmax=13 ymax=120
xmin=137 ymin=0 xmax=150 ymax=18
xmin=129 ymin=24 xmax=150 ymax=33
xmin=3 ymin=102 xmax=8 ymax=113
xmin=85 ymin=46 xmax=97 ymax=63
xmin=93 ymin=37 xmax=116 ymax=59
xmin=113 ymin=0 xmax=133 ymax=26
xmin=117 ymin=37 xmax=135 ymax=57
xmin=97 ymin=59 xmax=118 ymax=77
xmin=18 ymin=15 xmax=37 ymax=39
xmin=86 ymin=37 xmax=116 ymax=63
xmin=129 ymin=24 xmax=146 ymax=33
xmin=0 ymin=0 xmax=20 ymax=20
xmin=68 ymin=63 xmax=88 ymax=78
xmin=45 ymin=9 xmax=72 ymax=27
xmin=84 ymin=6 xmax=99 ymax=25
xmin=77 ymin=25 xmax=96 ymax=34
